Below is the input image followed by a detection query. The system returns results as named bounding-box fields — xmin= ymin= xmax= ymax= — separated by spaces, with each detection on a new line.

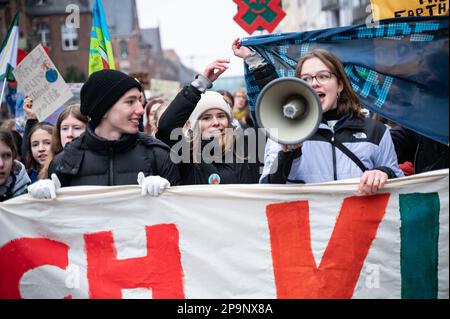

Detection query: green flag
xmin=89 ymin=0 xmax=116 ymax=75
xmin=0 ymin=12 xmax=19 ymax=82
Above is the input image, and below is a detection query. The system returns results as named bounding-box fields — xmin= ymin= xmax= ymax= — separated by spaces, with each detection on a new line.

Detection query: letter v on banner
xmin=267 ymin=194 xmax=390 ymax=298
xmin=84 ymin=224 xmax=184 ymax=299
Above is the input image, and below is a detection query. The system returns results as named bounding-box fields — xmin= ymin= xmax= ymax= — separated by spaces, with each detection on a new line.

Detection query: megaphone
xmin=255 ymin=77 xmax=322 ymax=145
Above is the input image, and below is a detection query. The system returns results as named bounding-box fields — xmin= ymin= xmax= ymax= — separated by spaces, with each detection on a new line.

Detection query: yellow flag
xmin=370 ymin=0 xmax=449 ymax=21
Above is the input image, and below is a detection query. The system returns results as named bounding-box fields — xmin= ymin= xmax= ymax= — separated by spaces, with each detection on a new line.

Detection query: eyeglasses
xmin=300 ymin=71 xmax=335 ymax=85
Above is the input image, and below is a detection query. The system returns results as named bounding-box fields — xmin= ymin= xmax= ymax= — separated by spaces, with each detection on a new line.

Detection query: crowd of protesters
xmin=0 ymin=39 xmax=448 ymax=202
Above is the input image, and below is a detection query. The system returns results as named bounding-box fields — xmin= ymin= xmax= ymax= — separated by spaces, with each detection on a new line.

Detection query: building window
xmin=61 ymin=24 xmax=78 ymax=51
xmin=120 ymin=40 xmax=128 ymax=59
xmin=328 ymin=9 xmax=341 ymax=27
xmin=36 ymin=23 xmax=50 ymax=47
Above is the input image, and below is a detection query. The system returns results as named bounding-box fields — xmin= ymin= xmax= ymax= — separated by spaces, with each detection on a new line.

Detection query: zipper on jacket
xmin=109 ymin=146 xmax=114 ymax=186
xmin=331 ymin=135 xmax=338 ymax=181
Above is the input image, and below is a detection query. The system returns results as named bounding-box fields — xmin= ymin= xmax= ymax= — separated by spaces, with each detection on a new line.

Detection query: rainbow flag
xmin=88 ymin=0 xmax=115 ymax=75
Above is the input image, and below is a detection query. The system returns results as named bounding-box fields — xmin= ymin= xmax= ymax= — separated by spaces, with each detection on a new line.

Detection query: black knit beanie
xmin=80 ymin=69 xmax=142 ymax=127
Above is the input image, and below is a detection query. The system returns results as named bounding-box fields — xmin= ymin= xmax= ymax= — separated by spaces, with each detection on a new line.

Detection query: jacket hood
xmin=12 ymin=161 xmax=31 ymax=194
xmin=0 ymin=161 xmax=30 ymax=199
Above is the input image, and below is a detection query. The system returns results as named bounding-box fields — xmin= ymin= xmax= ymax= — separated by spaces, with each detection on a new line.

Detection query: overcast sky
xmin=136 ymin=0 xmax=251 ymax=77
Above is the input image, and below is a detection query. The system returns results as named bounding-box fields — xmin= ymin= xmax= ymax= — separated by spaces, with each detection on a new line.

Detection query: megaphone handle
xmin=281 ymin=144 xmax=302 ymax=152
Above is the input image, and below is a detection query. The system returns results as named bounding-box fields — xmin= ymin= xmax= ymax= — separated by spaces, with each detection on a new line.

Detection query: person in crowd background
xmin=217 ymin=90 xmax=234 ymax=108
xmin=144 ymin=96 xmax=168 ymax=136
xmin=232 ymin=87 xmax=254 ymax=129
xmin=0 ymin=129 xmax=30 ymax=201
xmin=232 ymin=38 xmax=403 ymax=195
xmin=390 ymin=126 xmax=449 ymax=175
xmin=156 ymin=59 xmax=260 ymax=185
xmin=0 ymin=119 xmax=23 ymax=162
xmin=20 ymin=97 xmax=38 ymax=161
xmin=38 ymin=104 xmax=88 ymax=180
xmin=28 ymin=69 xmax=181 ymax=199
xmin=25 ymin=122 xmax=54 ymax=183
xmin=371 ymin=113 xmax=414 ymax=176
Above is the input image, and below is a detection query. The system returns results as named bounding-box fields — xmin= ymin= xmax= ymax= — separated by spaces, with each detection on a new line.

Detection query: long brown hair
xmin=38 ymin=104 xmax=88 ymax=180
xmin=26 ymin=122 xmax=54 ymax=176
xmin=295 ymin=49 xmax=363 ymax=118
xmin=0 ymin=129 xmax=17 ymax=161
xmin=52 ymin=104 xmax=88 ymax=155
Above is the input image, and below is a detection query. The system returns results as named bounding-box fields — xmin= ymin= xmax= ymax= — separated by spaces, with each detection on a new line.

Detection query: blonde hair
xmin=232 ymin=87 xmax=252 ymax=125
xmin=0 ymin=119 xmax=17 ymax=131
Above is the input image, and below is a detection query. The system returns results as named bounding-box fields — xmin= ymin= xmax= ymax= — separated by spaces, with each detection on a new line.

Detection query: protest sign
xmin=150 ymin=78 xmax=181 ymax=103
xmin=0 ymin=170 xmax=448 ymax=299
xmin=12 ymin=44 xmax=73 ymax=121
xmin=370 ymin=0 xmax=449 ymax=20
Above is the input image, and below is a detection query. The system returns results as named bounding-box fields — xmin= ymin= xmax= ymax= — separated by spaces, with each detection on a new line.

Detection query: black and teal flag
xmin=242 ymin=16 xmax=449 ymax=145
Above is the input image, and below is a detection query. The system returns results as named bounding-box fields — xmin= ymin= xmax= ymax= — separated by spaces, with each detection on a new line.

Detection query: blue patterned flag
xmin=241 ymin=16 xmax=449 ymax=145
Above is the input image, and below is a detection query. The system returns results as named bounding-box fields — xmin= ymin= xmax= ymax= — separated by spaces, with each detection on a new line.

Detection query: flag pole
xmin=0 ymin=77 xmax=7 ymax=107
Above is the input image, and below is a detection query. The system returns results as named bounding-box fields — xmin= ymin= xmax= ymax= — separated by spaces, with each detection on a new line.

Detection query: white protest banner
xmin=150 ymin=78 xmax=181 ymax=103
xmin=12 ymin=44 xmax=73 ymax=121
xmin=0 ymin=170 xmax=448 ymax=299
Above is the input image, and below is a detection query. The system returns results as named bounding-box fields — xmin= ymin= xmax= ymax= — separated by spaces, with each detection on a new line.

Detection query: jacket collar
xmin=320 ymin=114 xmax=366 ymax=132
xmin=82 ymin=124 xmax=138 ymax=155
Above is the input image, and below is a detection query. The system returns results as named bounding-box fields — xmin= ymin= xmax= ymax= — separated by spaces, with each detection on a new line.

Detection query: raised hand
xmin=203 ymin=59 xmax=230 ymax=83
xmin=232 ymin=38 xmax=253 ymax=59
xmin=23 ymin=97 xmax=37 ymax=119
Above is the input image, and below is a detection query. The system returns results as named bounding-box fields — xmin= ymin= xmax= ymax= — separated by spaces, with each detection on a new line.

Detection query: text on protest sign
xmin=370 ymin=0 xmax=449 ymax=20
xmin=12 ymin=44 xmax=73 ymax=121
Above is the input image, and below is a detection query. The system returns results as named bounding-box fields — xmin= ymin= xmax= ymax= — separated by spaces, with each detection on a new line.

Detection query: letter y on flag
xmin=89 ymin=0 xmax=116 ymax=75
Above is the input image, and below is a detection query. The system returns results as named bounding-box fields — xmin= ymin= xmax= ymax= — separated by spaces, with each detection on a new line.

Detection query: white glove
xmin=28 ymin=174 xmax=61 ymax=200
xmin=137 ymin=172 xmax=170 ymax=196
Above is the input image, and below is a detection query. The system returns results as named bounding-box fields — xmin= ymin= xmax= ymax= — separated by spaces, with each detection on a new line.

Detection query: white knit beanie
xmin=188 ymin=91 xmax=232 ymax=131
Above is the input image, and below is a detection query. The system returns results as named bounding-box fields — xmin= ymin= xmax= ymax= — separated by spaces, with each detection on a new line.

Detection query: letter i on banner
xmin=400 ymin=193 xmax=440 ymax=299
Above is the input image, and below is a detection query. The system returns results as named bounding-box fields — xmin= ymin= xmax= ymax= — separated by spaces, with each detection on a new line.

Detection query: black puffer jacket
xmin=390 ymin=126 xmax=449 ymax=174
xmin=156 ymin=85 xmax=261 ymax=185
xmin=48 ymin=125 xmax=181 ymax=187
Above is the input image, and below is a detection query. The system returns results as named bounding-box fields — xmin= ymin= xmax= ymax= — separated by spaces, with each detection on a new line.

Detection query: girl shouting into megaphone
xmin=232 ymin=38 xmax=403 ymax=195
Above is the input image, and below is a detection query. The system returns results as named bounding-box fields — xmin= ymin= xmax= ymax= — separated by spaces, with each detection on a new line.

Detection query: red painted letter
xmin=0 ymin=238 xmax=69 ymax=299
xmin=84 ymin=224 xmax=184 ymax=299
xmin=267 ymin=194 xmax=390 ymax=298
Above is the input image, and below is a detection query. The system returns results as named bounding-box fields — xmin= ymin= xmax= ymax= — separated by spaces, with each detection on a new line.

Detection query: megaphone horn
xmin=255 ymin=77 xmax=322 ymax=145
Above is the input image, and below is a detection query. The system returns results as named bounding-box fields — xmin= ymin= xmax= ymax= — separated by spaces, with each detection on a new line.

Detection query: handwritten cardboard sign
xmin=150 ymin=78 xmax=181 ymax=103
xmin=13 ymin=44 xmax=73 ymax=121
